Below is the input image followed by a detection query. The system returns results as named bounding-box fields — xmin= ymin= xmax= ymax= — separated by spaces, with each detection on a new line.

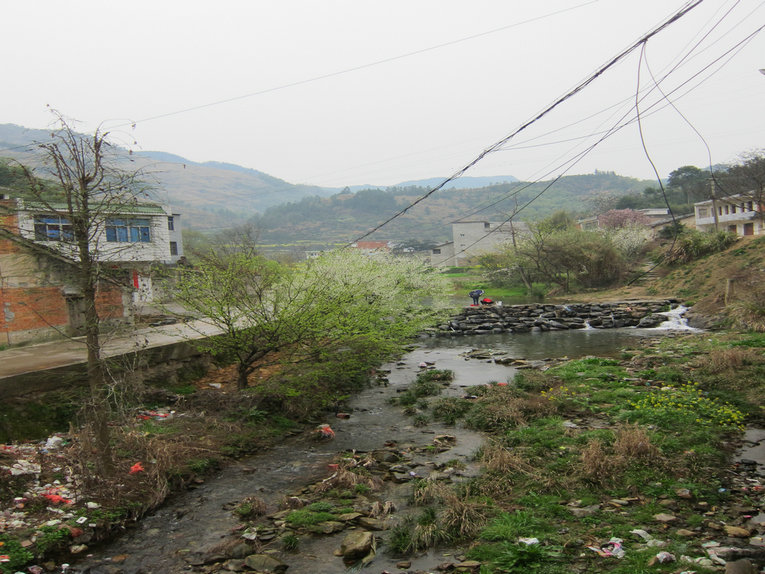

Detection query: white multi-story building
xmin=694 ymin=193 xmax=764 ymax=236
xmin=430 ymin=220 xmax=529 ymax=267
xmin=15 ymin=199 xmax=183 ymax=264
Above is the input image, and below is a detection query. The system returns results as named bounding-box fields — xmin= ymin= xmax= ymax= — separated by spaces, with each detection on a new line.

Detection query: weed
xmin=480 ymin=510 xmax=555 ymax=541
xmin=416 ymin=369 xmax=454 ymax=383
xmin=282 ymin=533 xmax=300 ymax=552
xmin=0 ymin=535 xmax=34 ymax=573
xmin=285 ymin=509 xmax=336 ymax=527
xmin=305 ymin=501 xmax=334 ymax=512
xmin=431 ymin=397 xmax=472 ymax=424
xmin=626 ymin=381 xmax=745 ymax=431
xmin=413 ymin=414 xmax=429 ymax=427
xmin=33 ymin=525 xmax=71 ymax=556
xmin=234 ymin=496 xmax=268 ymax=520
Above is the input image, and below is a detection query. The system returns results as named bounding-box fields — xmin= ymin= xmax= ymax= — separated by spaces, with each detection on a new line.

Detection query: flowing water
xmin=70 ymin=319 xmax=698 ymax=574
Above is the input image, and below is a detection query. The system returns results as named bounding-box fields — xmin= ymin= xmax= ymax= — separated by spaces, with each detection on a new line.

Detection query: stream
xmin=71 ymin=321 xmax=703 ymax=574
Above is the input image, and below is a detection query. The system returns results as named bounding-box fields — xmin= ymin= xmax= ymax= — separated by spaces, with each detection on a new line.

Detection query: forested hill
xmin=251 ymin=172 xmax=651 ymax=247
xmin=0 ymin=124 xmax=337 ymax=230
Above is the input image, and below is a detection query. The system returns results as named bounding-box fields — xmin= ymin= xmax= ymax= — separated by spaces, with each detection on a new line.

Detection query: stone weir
xmin=435 ymin=299 xmax=680 ymax=336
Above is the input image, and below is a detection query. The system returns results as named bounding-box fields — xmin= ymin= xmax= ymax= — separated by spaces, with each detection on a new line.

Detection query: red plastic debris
xmin=316 ymin=424 xmax=335 ymax=439
xmin=43 ymin=493 xmax=72 ymax=505
xmin=129 ymin=462 xmax=145 ymax=474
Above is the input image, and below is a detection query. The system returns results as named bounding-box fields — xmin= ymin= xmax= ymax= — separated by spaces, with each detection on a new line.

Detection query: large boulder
xmin=340 ymin=530 xmax=374 ymax=560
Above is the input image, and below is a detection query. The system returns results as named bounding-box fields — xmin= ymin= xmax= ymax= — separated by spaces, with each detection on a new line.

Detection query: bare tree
xmin=17 ymin=111 xmax=148 ymax=474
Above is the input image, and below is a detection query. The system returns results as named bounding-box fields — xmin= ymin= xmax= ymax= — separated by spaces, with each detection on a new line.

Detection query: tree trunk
xmin=237 ymin=363 xmax=250 ymax=390
xmin=80 ymin=250 xmax=114 ymax=475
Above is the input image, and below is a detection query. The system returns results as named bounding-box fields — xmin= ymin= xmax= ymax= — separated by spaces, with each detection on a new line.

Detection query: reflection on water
xmin=419 ymin=327 xmax=664 ymax=360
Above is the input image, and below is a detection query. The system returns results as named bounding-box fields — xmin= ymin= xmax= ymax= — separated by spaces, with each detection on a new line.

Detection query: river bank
xmin=2 ymin=325 xmax=765 ymax=573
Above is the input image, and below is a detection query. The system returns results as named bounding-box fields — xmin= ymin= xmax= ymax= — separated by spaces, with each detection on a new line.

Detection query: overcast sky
xmin=2 ymin=0 xmax=763 ymax=188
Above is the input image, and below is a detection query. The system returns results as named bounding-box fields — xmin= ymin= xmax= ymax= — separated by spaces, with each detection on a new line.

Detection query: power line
xmin=437 ymin=9 xmax=765 ymax=263
xmin=348 ymin=0 xmax=705 ymax=245
xmin=120 ymin=1 xmax=599 ymax=129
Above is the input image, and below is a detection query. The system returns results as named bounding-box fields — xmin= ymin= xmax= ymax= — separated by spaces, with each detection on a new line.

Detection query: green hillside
xmin=251 ymin=172 xmax=651 ymax=246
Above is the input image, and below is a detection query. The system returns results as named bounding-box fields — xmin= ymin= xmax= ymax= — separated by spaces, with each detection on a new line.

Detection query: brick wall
xmin=95 ymin=282 xmax=126 ymax=319
xmin=0 ymin=210 xmax=20 ymax=255
xmin=0 ymin=286 xmax=70 ymax=332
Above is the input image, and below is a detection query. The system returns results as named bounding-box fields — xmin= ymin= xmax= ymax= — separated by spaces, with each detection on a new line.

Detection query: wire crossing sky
xmin=1 ymin=0 xmax=763 ymax=189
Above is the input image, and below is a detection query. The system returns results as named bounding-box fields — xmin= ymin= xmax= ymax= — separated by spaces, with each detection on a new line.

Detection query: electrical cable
xmin=117 ymin=1 xmax=600 ymax=129
xmin=348 ymin=0 xmax=705 ymax=246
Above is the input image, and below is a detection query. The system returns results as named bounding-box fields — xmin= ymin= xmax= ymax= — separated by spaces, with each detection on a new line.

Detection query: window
xmin=748 ymin=201 xmax=754 ymax=211
xmin=484 ymin=222 xmax=491 ymax=229
xmin=724 ymin=205 xmax=729 ymax=215
xmin=105 ymin=218 xmax=151 ymax=243
xmin=697 ymin=208 xmax=708 ymax=218
xmin=167 ymin=216 xmax=174 ymax=231
xmin=169 ymin=241 xmax=178 ymax=255
xmin=432 ymin=248 xmax=441 ymax=255
xmin=34 ymin=215 xmax=73 ymax=242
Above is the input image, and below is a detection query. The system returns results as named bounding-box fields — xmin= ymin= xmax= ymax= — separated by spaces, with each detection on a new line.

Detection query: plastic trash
xmin=129 ymin=462 xmax=145 ymax=474
xmin=654 ymin=551 xmax=675 ymax=563
xmin=588 ymin=537 xmax=625 ymax=559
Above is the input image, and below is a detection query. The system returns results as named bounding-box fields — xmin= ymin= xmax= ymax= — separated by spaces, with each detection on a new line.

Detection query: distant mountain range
xmin=0 ymin=123 xmax=650 ymax=242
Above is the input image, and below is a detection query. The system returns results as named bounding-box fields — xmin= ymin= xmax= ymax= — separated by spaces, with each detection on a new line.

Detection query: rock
xmin=356 ymin=517 xmax=389 ymax=531
xmin=243 ymin=554 xmax=288 ymax=573
xmin=396 ymin=561 xmax=412 ymax=569
xmin=337 ymin=512 xmax=362 ymax=522
xmin=340 ymin=530 xmax=374 ymax=560
xmin=676 ymin=488 xmax=693 ymax=499
xmin=676 ymin=529 xmax=696 ymax=537
xmin=222 ymin=558 xmax=246 ymax=571
xmin=70 ymin=544 xmax=88 ymax=554
xmin=226 ymin=542 xmax=256 ymax=559
xmin=725 ymin=559 xmax=758 ymax=574
xmin=725 ymin=525 xmax=752 ymax=538
xmin=569 ymin=504 xmax=600 ymax=517
xmin=638 ymin=314 xmax=666 ymax=328
xmin=653 ymin=513 xmax=677 ymax=523
xmin=311 ymin=520 xmax=345 ymax=534
xmin=455 ymin=560 xmax=482 ymax=572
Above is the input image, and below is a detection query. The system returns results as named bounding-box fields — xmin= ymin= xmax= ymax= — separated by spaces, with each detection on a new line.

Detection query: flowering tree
xmin=598 ymin=209 xmax=651 ymax=229
xmin=174 ymin=249 xmax=449 ymax=391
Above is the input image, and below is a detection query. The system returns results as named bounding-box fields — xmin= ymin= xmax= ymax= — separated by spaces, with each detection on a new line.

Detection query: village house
xmin=430 ymin=220 xmax=529 ymax=267
xmin=694 ymin=193 xmax=764 ymax=236
xmin=0 ymin=196 xmax=183 ymax=345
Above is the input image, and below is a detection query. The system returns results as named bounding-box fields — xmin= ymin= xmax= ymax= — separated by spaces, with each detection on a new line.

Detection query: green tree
xmin=174 ymin=250 xmax=449 ymax=391
xmin=668 ymin=165 xmax=709 ymax=205
xmin=720 ymin=150 xmax=765 ymax=222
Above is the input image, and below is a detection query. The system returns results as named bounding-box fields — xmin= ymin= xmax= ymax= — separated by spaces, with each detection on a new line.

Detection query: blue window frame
xmin=105 ymin=218 xmax=151 ymax=243
xmin=33 ymin=215 xmax=73 ymax=242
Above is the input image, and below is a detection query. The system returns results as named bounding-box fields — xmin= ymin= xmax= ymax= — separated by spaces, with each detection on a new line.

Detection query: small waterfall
xmin=654 ymin=305 xmax=700 ymax=331
xmin=582 ymin=320 xmax=595 ymax=330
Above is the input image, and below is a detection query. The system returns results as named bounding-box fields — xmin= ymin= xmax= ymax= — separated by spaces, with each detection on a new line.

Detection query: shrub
xmin=663 ymin=229 xmax=737 ymax=265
